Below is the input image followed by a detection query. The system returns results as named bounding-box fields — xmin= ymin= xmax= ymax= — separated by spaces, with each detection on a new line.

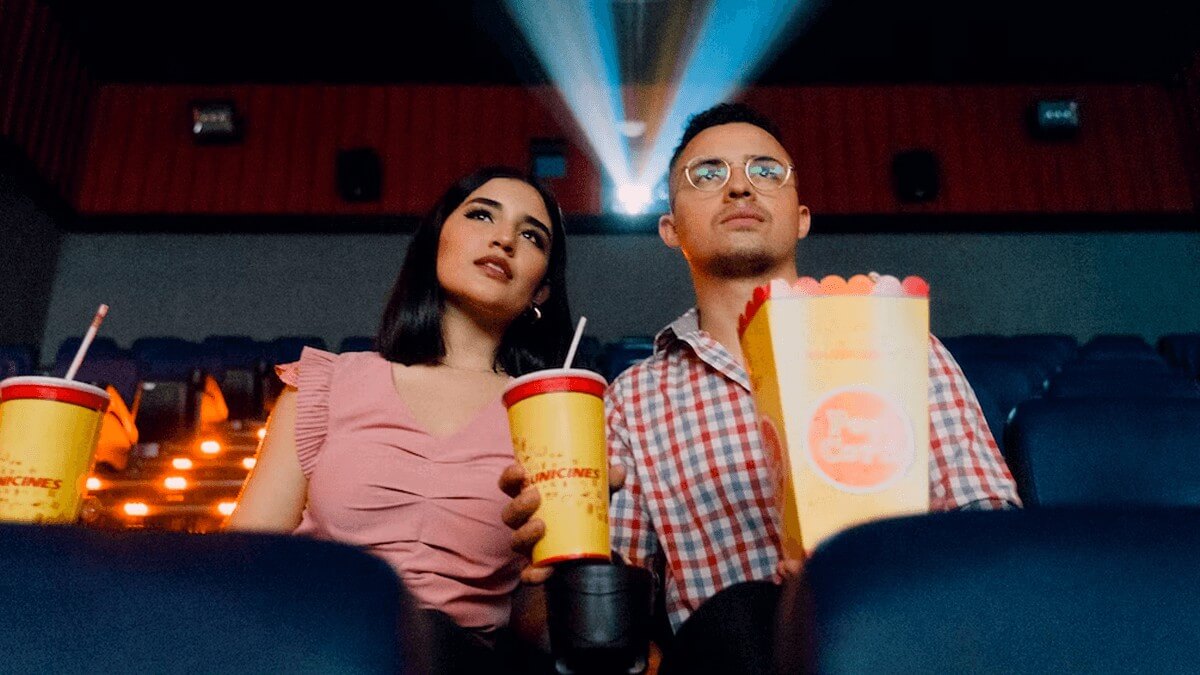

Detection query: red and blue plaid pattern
xmin=608 ymin=309 xmax=1020 ymax=630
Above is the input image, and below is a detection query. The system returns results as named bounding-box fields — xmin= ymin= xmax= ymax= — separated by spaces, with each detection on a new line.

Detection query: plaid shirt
xmin=607 ymin=308 xmax=1020 ymax=630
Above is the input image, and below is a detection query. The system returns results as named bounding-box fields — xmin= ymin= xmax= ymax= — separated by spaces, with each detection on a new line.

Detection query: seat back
xmin=603 ymin=337 xmax=654 ymax=381
xmin=779 ymin=509 xmax=1200 ymax=674
xmin=0 ymin=524 xmax=422 ymax=673
xmin=1006 ymin=398 xmax=1200 ymax=507
xmin=0 ymin=344 xmax=36 ymax=378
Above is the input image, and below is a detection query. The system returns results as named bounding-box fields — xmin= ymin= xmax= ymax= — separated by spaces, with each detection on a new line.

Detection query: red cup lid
xmin=0 ymin=376 xmax=110 ymax=412
xmin=503 ymin=369 xmax=607 ymax=407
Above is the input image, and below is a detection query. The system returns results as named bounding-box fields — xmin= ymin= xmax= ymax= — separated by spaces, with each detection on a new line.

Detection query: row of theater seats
xmin=0 ymin=334 xmax=654 ymax=473
xmin=942 ymin=333 xmax=1200 ymax=509
xmin=0 ymin=336 xmax=335 ymax=475
xmin=3 ymin=507 xmax=1197 ymax=673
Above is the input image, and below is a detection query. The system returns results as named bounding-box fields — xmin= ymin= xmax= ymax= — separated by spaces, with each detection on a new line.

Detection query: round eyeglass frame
xmin=681 ymin=156 xmax=795 ymax=192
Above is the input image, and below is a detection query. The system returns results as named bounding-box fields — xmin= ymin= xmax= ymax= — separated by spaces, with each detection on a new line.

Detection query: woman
xmin=227 ymin=167 xmax=570 ymax=672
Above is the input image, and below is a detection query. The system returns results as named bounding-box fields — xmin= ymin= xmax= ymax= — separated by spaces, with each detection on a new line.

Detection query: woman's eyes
xmin=466 ymin=208 xmax=548 ymax=250
xmin=521 ymin=230 xmax=548 ymax=250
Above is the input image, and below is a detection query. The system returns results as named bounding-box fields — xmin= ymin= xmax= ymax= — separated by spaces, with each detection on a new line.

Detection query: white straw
xmin=64 ymin=304 xmax=109 ymax=381
xmin=562 ymin=316 xmax=588 ymax=369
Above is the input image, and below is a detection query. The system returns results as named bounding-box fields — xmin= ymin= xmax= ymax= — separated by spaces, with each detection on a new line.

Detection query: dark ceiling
xmin=44 ymin=0 xmax=1200 ymax=85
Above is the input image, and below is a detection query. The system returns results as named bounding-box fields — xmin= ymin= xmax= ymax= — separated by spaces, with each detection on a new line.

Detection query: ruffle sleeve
xmin=274 ymin=347 xmax=337 ymax=476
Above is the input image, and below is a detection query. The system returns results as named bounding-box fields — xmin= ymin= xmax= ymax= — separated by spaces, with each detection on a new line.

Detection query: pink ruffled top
xmin=276 ymin=347 xmax=521 ymax=633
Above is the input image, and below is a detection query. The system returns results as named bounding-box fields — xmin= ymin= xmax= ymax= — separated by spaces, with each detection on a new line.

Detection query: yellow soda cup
xmin=0 ymin=376 xmax=110 ymax=524
xmin=503 ymin=368 xmax=610 ymax=566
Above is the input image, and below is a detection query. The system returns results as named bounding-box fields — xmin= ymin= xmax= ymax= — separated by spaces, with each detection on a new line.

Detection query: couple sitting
xmin=228 ymin=102 xmax=1019 ymax=674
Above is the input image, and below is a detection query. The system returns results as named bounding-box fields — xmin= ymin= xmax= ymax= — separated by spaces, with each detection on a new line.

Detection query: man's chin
xmin=704 ymin=249 xmax=779 ymax=279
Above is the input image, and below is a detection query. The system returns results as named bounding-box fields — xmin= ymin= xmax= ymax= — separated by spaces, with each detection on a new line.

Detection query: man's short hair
xmin=667 ymin=102 xmax=784 ymax=175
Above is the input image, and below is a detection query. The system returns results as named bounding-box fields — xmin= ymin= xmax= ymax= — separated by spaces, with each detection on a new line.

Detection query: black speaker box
xmin=892 ymin=149 xmax=939 ymax=203
xmin=336 ymin=148 xmax=382 ymax=202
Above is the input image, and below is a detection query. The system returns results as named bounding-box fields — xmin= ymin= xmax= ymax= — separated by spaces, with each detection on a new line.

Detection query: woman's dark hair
xmin=376 ymin=166 xmax=571 ymax=377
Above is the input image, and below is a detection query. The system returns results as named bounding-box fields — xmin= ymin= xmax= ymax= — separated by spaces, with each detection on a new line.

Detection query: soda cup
xmin=0 ymin=376 xmax=110 ymax=524
xmin=503 ymin=368 xmax=610 ymax=566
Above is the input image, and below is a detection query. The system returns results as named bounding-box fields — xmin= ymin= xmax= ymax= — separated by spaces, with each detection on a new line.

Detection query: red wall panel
xmin=76 ymin=82 xmax=1196 ymax=216
xmin=0 ymin=0 xmax=93 ymax=196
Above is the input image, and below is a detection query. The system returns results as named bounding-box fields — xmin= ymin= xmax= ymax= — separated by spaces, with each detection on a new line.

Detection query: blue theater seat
xmin=55 ymin=336 xmax=123 ymax=364
xmin=0 ymin=344 xmax=36 ymax=379
xmin=778 ymin=509 xmax=1200 ymax=674
xmin=0 ymin=524 xmax=421 ymax=673
xmin=202 ymin=336 xmax=269 ymax=421
xmin=52 ymin=354 xmax=140 ymax=406
xmin=269 ymin=336 xmax=329 ymax=364
xmin=1046 ymin=371 xmax=1200 ymax=399
xmin=942 ymin=334 xmax=1072 ymax=378
xmin=571 ymin=335 xmax=604 ymax=375
xmin=1159 ymin=334 xmax=1200 ymax=380
xmin=131 ymin=337 xmax=205 ymax=381
xmin=955 ymin=355 xmax=1047 ymax=454
xmin=1005 ymin=398 xmax=1200 ymax=507
xmin=938 ymin=334 xmax=1005 ymax=361
xmin=1079 ymin=334 xmax=1159 ymax=361
xmin=603 ymin=337 xmax=654 ymax=382
xmin=339 ymin=336 xmax=376 ymax=353
xmin=1005 ymin=334 xmax=1078 ymax=364
xmin=201 ymin=335 xmax=265 ymax=375
xmin=1057 ymin=357 xmax=1173 ymax=376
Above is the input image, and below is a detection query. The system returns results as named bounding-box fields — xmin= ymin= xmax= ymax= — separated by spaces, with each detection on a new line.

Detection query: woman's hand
xmin=499 ymin=461 xmax=627 ymax=585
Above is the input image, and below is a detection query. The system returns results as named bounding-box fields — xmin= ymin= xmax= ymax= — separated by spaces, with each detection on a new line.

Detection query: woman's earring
xmin=530 ymin=304 xmax=543 ymax=322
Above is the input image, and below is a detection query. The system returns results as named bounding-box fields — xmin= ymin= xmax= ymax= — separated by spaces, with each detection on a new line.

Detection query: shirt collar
xmin=655 ymin=308 xmax=752 ymax=391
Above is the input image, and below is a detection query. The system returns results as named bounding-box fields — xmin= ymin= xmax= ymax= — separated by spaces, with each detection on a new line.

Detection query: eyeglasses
xmin=682 ymin=156 xmax=794 ymax=193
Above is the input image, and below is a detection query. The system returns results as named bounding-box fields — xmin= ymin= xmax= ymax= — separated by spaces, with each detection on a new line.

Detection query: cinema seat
xmin=268 ymin=336 xmax=329 ymax=365
xmin=1005 ymin=398 xmax=1200 ymax=507
xmin=1078 ymin=335 xmax=1159 ymax=362
xmin=0 ymin=344 xmax=36 ymax=378
xmin=777 ymin=508 xmax=1200 ymax=674
xmin=202 ymin=336 xmax=269 ymax=420
xmin=0 ymin=524 xmax=424 ymax=673
xmin=603 ymin=337 xmax=654 ymax=381
xmin=1159 ymin=334 xmax=1200 ymax=381
xmin=338 ymin=336 xmax=375 ymax=353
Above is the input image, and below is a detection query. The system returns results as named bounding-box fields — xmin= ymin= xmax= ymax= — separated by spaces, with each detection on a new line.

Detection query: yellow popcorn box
xmin=738 ymin=274 xmax=930 ymax=558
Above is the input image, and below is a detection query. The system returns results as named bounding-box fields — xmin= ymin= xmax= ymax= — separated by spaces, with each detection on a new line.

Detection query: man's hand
xmin=499 ymin=461 xmax=628 ymax=585
xmin=777 ymin=558 xmax=804 ymax=581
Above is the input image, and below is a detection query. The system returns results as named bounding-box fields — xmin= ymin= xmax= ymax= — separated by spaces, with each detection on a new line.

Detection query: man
xmin=502 ymin=102 xmax=1019 ymax=673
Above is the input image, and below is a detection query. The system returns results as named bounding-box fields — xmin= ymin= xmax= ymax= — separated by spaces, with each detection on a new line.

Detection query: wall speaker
xmin=892 ymin=149 xmax=939 ymax=203
xmin=336 ymin=148 xmax=382 ymax=202
xmin=530 ymin=138 xmax=568 ymax=180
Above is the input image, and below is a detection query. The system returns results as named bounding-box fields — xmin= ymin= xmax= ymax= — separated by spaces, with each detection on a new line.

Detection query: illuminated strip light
xmin=503 ymin=0 xmax=633 ymax=184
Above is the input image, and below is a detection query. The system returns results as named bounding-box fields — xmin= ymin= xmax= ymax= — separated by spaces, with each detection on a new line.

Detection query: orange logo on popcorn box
xmin=806 ymin=387 xmax=915 ymax=493
xmin=739 ymin=275 xmax=930 ymax=558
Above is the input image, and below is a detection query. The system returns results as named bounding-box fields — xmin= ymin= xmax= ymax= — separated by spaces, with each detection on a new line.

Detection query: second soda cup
xmin=503 ymin=368 xmax=610 ymax=566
